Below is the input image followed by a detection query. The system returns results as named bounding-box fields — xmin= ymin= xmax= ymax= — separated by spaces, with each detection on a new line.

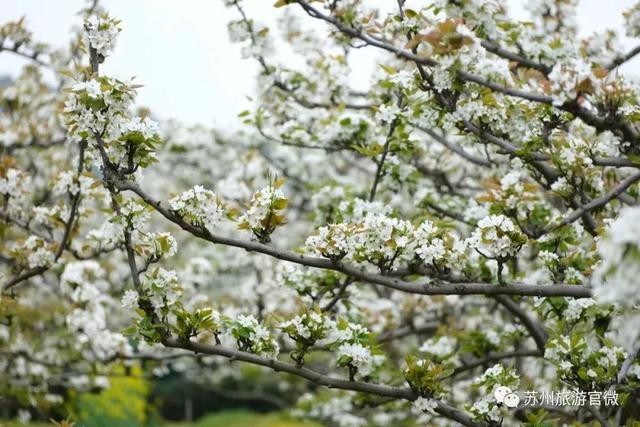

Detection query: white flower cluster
xmin=0 ymin=18 xmax=32 ymax=47
xmin=564 ymin=298 xmax=596 ymax=322
xmin=548 ymin=334 xmax=627 ymax=384
xmin=411 ymin=396 xmax=438 ymax=415
xmin=280 ymin=311 xmax=335 ymax=343
xmin=389 ymin=70 xmax=416 ymax=91
xmin=169 ymin=185 xmax=226 ymax=233
xmin=83 ymin=14 xmax=121 ymax=58
xmin=549 ymin=121 xmax=620 ymax=175
xmin=489 ymin=171 xmax=539 ymax=210
xmin=593 ymin=206 xmax=640 ymax=306
xmin=376 ymin=103 xmax=403 ymax=123
xmin=470 ymin=396 xmax=502 ymax=422
xmin=307 ymin=210 xmax=529 ymax=273
xmin=332 ymin=322 xmax=383 ymax=378
xmin=470 ymin=364 xmax=520 ymax=421
xmin=338 ymin=198 xmax=391 ymax=221
xmin=117 ymin=199 xmax=150 ymax=232
xmin=351 ymin=213 xmax=415 ymax=270
xmin=229 ymin=314 xmax=279 ymax=356
xmin=544 ymin=335 xmax=579 ymax=363
xmin=278 ymin=264 xmax=322 ymax=297
xmin=336 ymin=342 xmax=382 ymax=377
xmin=548 ymin=59 xmax=595 ymax=106
xmin=476 ymin=364 xmax=517 ymax=385
xmin=595 ymin=346 xmax=627 ymax=370
xmin=65 ymin=77 xmax=133 ymax=139
xmin=143 ymin=231 xmax=178 ymax=260
xmin=238 ymin=183 xmax=287 ymax=240
xmin=467 ymin=214 xmax=526 ymax=259
xmin=305 ymin=223 xmax=360 ymax=260
xmin=142 ymin=268 xmax=183 ymax=314
xmin=125 ymin=116 xmax=160 ymax=139
xmin=550 ymin=176 xmax=572 ymax=196
xmin=306 ymin=213 xmax=414 ymax=272
xmin=414 ymin=220 xmax=467 ymax=270
xmin=0 ymin=168 xmax=31 ymax=216
xmin=86 ymin=215 xmax=125 ymax=247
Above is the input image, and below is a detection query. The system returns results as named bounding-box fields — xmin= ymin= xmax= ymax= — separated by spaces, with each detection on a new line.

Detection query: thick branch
xmin=163 ymin=338 xmax=485 ymax=427
xmin=114 ymin=180 xmax=593 ymax=298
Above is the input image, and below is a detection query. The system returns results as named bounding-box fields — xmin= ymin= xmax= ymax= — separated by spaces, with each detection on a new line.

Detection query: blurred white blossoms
xmin=52 ymin=170 xmax=94 ymax=196
xmin=227 ymin=20 xmax=250 ymax=43
xmin=419 ymin=335 xmax=457 ymax=360
xmin=624 ymin=2 xmax=640 ymax=37
xmin=0 ymin=168 xmax=31 ymax=216
xmin=60 ymin=261 xmax=106 ymax=303
xmin=593 ymin=206 xmax=640 ymax=306
xmin=11 ymin=236 xmax=55 ymax=269
xmin=376 ymin=103 xmax=402 ymax=123
xmin=61 ymin=261 xmax=130 ymax=361
xmin=169 ymin=185 xmax=226 ymax=233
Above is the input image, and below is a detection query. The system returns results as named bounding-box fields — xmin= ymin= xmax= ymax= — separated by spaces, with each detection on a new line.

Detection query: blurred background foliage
xmin=0 ymin=365 xmax=320 ymax=427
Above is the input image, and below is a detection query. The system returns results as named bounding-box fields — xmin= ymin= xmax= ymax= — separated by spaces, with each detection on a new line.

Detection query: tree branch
xmin=540 ymin=171 xmax=640 ymax=235
xmin=163 ymin=338 xmax=486 ymax=427
xmin=494 ymin=296 xmax=548 ymax=352
xmin=114 ymin=180 xmax=593 ymax=298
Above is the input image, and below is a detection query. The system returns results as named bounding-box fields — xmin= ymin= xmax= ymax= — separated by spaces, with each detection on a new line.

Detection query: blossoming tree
xmin=2 ymin=0 xmax=640 ymax=425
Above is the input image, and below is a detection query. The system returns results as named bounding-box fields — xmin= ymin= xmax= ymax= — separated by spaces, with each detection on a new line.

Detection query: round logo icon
xmin=494 ymin=386 xmax=512 ymax=403
xmin=503 ymin=392 xmax=521 ymax=408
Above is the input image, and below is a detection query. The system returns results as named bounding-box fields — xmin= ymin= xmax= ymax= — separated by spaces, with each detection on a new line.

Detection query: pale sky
xmin=1 ymin=0 xmax=639 ymax=130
